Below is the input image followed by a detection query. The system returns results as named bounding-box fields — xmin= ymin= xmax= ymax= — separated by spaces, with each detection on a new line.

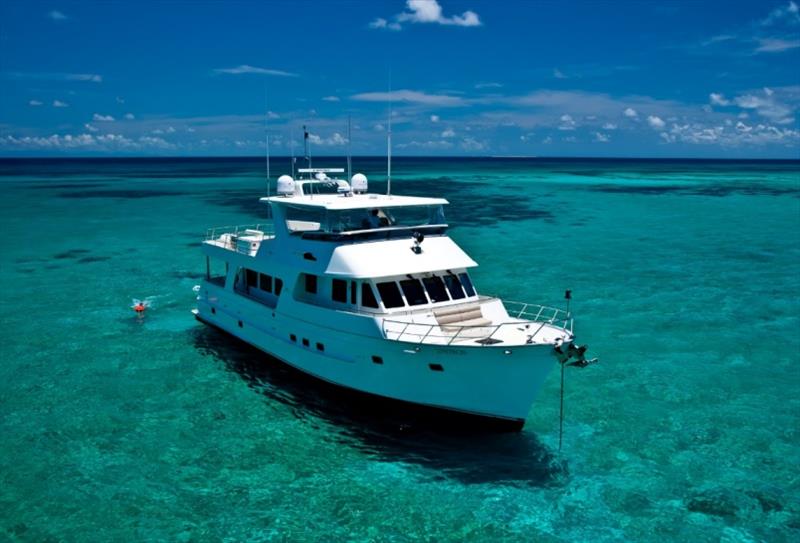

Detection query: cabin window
xmin=305 ymin=274 xmax=318 ymax=294
xmin=361 ymin=283 xmax=379 ymax=308
xmin=302 ymin=338 xmax=310 ymax=347
xmin=275 ymin=278 xmax=283 ymax=296
xmin=400 ymin=279 xmax=428 ymax=306
xmin=459 ymin=273 xmax=476 ymax=297
xmin=331 ymin=279 xmax=348 ymax=303
xmin=350 ymin=281 xmax=357 ymax=304
xmin=422 ymin=276 xmax=449 ymax=303
xmin=246 ymin=269 xmax=258 ymax=289
xmin=444 ymin=275 xmax=466 ymax=300
xmin=377 ymin=281 xmax=405 ymax=309
xmin=259 ymin=273 xmax=272 ymax=293
xmin=206 ymin=257 xmax=227 ymax=287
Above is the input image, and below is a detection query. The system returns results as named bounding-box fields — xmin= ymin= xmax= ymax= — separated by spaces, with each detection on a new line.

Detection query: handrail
xmin=381 ymin=300 xmax=573 ymax=346
xmin=204 ymin=223 xmax=276 ymax=255
xmin=205 ymin=223 xmax=275 ymax=241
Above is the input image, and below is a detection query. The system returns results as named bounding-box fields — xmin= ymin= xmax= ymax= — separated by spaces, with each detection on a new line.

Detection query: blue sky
xmin=1 ymin=0 xmax=799 ymax=158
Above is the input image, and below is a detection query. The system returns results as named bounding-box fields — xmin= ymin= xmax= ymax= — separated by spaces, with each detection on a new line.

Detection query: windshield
xmin=327 ymin=205 xmax=446 ymax=233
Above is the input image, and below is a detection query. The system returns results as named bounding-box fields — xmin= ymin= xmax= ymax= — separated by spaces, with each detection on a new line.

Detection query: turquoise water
xmin=1 ymin=157 xmax=798 ymax=542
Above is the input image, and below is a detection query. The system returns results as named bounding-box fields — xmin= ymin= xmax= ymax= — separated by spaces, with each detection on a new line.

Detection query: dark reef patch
xmin=77 ymin=256 xmax=111 ymax=263
xmin=53 ymin=249 xmax=91 ymax=259
xmin=58 ymin=189 xmax=182 ymax=199
xmin=590 ymin=183 xmax=800 ymax=198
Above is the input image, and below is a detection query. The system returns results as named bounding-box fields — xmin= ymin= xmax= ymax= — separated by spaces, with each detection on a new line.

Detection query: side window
xmin=332 ymin=278 xmax=348 ymax=303
xmin=259 ymin=273 xmax=272 ymax=293
xmin=305 ymin=274 xmax=317 ymax=294
xmin=246 ymin=269 xmax=258 ymax=289
xmin=275 ymin=278 xmax=283 ymax=296
xmin=422 ymin=276 xmax=449 ymax=303
xmin=376 ymin=281 xmax=405 ymax=308
xmin=443 ymin=275 xmax=465 ymax=300
xmin=361 ymin=283 xmax=378 ymax=308
xmin=399 ymin=279 xmax=428 ymax=306
xmin=459 ymin=273 xmax=476 ymax=297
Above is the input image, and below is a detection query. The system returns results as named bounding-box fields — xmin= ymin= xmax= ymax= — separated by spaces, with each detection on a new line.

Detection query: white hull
xmin=195 ymin=283 xmax=559 ymax=426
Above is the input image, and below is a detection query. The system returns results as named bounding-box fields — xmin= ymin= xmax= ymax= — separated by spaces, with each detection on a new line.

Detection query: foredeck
xmin=381 ymin=299 xmax=573 ymax=347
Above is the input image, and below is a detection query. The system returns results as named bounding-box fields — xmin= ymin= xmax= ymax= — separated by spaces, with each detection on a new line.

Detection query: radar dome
xmin=277 ymin=175 xmax=295 ymax=196
xmin=351 ymin=173 xmax=368 ymax=193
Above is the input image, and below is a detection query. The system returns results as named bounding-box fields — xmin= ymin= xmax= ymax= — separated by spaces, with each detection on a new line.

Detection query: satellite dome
xmin=351 ymin=173 xmax=368 ymax=193
xmin=277 ymin=175 xmax=295 ymax=196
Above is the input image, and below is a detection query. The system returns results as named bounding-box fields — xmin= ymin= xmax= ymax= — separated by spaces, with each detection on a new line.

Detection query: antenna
xmin=347 ymin=115 xmax=352 ymax=185
xmin=303 ymin=124 xmax=312 ymax=173
xmin=387 ymin=72 xmax=392 ymax=196
xmin=290 ymin=125 xmax=296 ymax=179
xmin=264 ymin=87 xmax=272 ymax=220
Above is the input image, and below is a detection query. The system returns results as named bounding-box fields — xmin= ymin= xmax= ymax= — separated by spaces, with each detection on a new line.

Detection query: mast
xmin=347 ymin=115 xmax=352 ymax=183
xmin=290 ymin=125 xmax=296 ymax=179
xmin=304 ymin=124 xmax=312 ymax=173
xmin=387 ymin=79 xmax=392 ymax=196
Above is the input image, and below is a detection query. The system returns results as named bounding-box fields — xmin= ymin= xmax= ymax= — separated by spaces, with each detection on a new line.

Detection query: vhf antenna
xmin=347 ymin=115 xmax=352 ymax=185
xmin=387 ymin=72 xmax=392 ymax=196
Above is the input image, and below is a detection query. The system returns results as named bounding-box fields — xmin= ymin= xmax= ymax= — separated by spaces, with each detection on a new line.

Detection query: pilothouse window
xmin=443 ymin=275 xmax=466 ymax=300
xmin=423 ymin=276 xmax=449 ymax=303
xmin=400 ymin=279 xmax=428 ymax=306
xmin=459 ymin=273 xmax=476 ymax=297
xmin=377 ymin=282 xmax=405 ymax=309
xmin=361 ymin=283 xmax=378 ymax=308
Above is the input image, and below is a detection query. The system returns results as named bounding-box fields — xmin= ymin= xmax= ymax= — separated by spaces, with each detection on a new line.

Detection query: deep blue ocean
xmin=1 ymin=156 xmax=798 ymax=542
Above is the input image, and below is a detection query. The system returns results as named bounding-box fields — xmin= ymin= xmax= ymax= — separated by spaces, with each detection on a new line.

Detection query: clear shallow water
xmin=1 ymin=157 xmax=798 ymax=542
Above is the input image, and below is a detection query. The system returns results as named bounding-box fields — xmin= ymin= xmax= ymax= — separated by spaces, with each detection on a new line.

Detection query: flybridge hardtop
xmin=194 ymin=165 xmax=593 ymax=431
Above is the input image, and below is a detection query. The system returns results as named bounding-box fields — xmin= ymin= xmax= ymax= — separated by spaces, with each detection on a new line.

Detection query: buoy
xmin=134 ymin=303 xmax=146 ymax=313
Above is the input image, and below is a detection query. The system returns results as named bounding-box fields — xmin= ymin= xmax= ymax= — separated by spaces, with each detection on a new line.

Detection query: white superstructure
xmin=194 ymin=168 xmax=584 ymax=430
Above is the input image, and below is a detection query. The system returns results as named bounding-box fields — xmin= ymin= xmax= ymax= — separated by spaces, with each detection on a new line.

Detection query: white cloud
xmin=593 ymin=132 xmax=610 ymax=142
xmin=755 ymin=38 xmax=800 ymax=53
xmin=553 ymin=68 xmax=568 ymax=79
xmin=558 ymin=114 xmax=576 ymax=130
xmin=430 ymin=115 xmax=440 ymax=122
xmin=373 ymin=123 xmax=385 ymax=131
xmin=369 ymin=18 xmax=402 ymax=30
xmin=460 ymin=137 xmax=486 ymax=151
xmin=372 ymin=0 xmax=481 ymax=31
xmin=48 ymin=10 xmax=67 ymax=20
xmin=266 ymin=111 xmax=280 ymax=119
xmin=124 ymin=113 xmax=135 ymax=120
xmin=92 ymin=113 xmax=114 ymax=121
xmin=116 ymin=96 xmax=125 ymax=104
xmin=602 ymin=122 xmax=617 ymax=130
xmin=53 ymin=100 xmax=68 ymax=108
xmin=84 ymin=123 xmax=98 ymax=132
xmin=733 ymin=87 xmax=795 ymax=120
xmin=307 ymin=132 xmax=347 ymax=146
xmin=474 ymin=82 xmax=503 ymax=89
xmin=647 ymin=115 xmax=666 ymax=129
xmin=761 ymin=1 xmax=800 ymax=25
xmin=213 ymin=65 xmax=298 ymax=77
xmin=396 ymin=140 xmax=454 ymax=150
xmin=662 ymin=121 xmax=800 ymax=146
xmin=441 ymin=128 xmax=455 ymax=138
xmin=28 ymin=100 xmax=43 ymax=106
xmin=624 ymin=107 xmax=638 ymax=118
xmin=3 ymin=72 xmax=102 ymax=83
xmin=710 ymin=93 xmax=730 ymax=106
xmin=351 ymin=89 xmax=465 ymax=106
xmin=322 ymin=96 xmax=340 ymax=102
xmin=0 ymin=133 xmax=176 ymax=151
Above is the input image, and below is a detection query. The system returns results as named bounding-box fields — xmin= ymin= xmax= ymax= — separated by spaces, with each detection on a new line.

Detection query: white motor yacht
xmin=194 ymin=168 xmax=587 ymax=430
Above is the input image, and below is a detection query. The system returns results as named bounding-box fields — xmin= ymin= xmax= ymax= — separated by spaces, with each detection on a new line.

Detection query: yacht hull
xmin=194 ymin=290 xmax=560 ymax=430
